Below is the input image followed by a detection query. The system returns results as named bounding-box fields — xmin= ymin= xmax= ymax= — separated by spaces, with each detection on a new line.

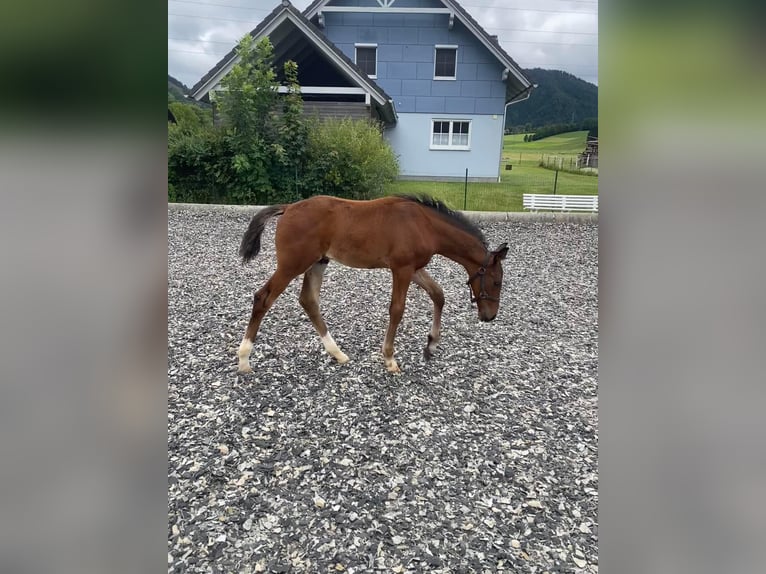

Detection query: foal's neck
xmin=434 ymin=225 xmax=488 ymax=276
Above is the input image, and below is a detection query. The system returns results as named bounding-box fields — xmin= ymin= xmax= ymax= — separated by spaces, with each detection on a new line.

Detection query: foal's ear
xmin=493 ymin=243 xmax=509 ymax=261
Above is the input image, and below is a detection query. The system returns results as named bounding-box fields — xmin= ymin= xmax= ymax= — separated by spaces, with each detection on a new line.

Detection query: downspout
xmin=498 ymin=83 xmax=536 ymax=180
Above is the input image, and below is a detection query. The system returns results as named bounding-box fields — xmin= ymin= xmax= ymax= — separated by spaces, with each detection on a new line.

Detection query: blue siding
xmin=384 ymin=78 xmax=402 ymax=95
xmin=379 ymin=44 xmax=403 ymax=61
xmin=324 ymin=26 xmax=356 ymax=43
xmin=388 ymin=62 xmax=417 ymax=79
xmin=358 ymin=27 xmax=387 ymax=43
xmin=431 ymin=81 xmax=461 ymax=97
xmin=402 ymin=45 xmax=434 ymax=62
xmin=402 ymin=80 xmax=431 ymax=97
xmin=342 ymin=13 xmax=373 ymax=26
xmin=388 ymin=27 xmax=417 ymax=44
xmin=458 ymin=63 xmax=477 ymax=81
xmin=402 ymin=14 xmax=439 ymax=28
xmin=319 ymin=2 xmax=514 ymax=179
xmin=445 ymin=98 xmax=475 ymax=114
xmin=385 ymin=113 xmax=504 ymax=180
xmin=415 ymin=63 xmax=433 ymax=80
xmin=417 ymin=28 xmax=448 ymax=45
xmin=321 ymin=12 xmax=507 ymax=116
xmin=475 ymin=98 xmax=504 ymax=114
xmin=476 ymin=63 xmax=500 ymax=81
xmin=460 ymin=81 xmax=487 ymax=97
xmin=415 ymin=97 xmax=445 ymax=112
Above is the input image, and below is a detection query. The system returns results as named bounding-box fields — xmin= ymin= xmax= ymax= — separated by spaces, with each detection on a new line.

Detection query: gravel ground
xmin=168 ymin=205 xmax=598 ymax=573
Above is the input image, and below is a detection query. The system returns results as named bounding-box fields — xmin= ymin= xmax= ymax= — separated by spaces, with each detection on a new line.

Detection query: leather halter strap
xmin=466 ymin=251 xmax=499 ymax=304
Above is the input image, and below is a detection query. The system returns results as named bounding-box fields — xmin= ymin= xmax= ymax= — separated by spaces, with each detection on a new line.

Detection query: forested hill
xmin=506 ymin=68 xmax=598 ymax=131
xmin=168 ymin=75 xmax=189 ymax=102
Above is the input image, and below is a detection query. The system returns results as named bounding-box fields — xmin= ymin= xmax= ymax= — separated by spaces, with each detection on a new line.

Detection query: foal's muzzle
xmin=479 ymin=312 xmax=497 ymax=323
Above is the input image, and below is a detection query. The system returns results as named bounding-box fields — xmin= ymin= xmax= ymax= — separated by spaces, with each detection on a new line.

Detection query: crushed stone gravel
xmin=168 ymin=205 xmax=598 ymax=573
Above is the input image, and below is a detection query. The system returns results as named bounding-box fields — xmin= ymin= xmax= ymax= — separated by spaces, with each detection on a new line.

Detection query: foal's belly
xmin=325 ymin=247 xmax=387 ymax=269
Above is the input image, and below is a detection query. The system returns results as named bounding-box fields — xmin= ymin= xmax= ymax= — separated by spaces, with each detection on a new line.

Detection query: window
xmin=431 ymin=120 xmax=471 ymax=150
xmin=434 ymin=45 xmax=457 ymax=79
xmin=355 ymin=44 xmax=377 ymax=78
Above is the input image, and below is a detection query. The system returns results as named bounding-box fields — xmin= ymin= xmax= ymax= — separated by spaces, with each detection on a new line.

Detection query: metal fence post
xmin=553 ymin=169 xmax=559 ymax=195
xmin=464 ymin=168 xmax=468 ymax=210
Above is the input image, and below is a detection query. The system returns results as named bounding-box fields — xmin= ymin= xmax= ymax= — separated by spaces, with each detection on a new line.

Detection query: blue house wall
xmin=320 ymin=3 xmax=509 ymax=180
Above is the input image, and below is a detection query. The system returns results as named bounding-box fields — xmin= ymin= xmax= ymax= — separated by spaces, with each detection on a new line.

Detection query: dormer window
xmin=355 ymin=44 xmax=377 ymax=78
xmin=434 ymin=45 xmax=457 ymax=80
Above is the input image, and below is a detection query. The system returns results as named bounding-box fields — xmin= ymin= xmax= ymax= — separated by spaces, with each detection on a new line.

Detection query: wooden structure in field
xmin=578 ymin=136 xmax=598 ymax=169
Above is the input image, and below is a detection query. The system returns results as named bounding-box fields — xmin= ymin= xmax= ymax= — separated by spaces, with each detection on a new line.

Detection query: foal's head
xmin=467 ymin=243 xmax=509 ymax=322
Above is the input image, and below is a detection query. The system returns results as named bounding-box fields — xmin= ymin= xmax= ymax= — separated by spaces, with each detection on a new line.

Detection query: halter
xmin=467 ymin=251 xmax=499 ymax=304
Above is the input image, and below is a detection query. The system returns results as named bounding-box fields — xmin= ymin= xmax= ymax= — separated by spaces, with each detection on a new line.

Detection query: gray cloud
xmin=168 ymin=0 xmax=597 ymax=88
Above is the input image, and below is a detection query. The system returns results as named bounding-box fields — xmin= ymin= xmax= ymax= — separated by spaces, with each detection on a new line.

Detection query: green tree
xmin=270 ymin=59 xmax=309 ymax=203
xmin=214 ymin=36 xmax=279 ymax=144
xmin=209 ymin=36 xmax=284 ymax=204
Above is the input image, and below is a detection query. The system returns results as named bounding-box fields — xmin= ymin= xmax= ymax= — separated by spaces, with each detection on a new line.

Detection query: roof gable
xmin=189 ymin=0 xmax=394 ymax=114
xmin=303 ymin=0 xmax=532 ymax=100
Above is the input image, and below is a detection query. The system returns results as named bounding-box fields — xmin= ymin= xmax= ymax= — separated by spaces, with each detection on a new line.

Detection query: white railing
xmin=523 ymin=194 xmax=598 ymax=212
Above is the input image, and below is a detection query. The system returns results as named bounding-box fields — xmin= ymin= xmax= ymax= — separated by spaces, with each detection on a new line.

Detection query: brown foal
xmin=236 ymin=194 xmax=508 ymax=374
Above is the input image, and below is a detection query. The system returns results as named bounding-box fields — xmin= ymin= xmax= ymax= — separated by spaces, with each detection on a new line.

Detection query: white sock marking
xmin=237 ymin=338 xmax=253 ymax=371
xmin=321 ymin=332 xmax=349 ymax=363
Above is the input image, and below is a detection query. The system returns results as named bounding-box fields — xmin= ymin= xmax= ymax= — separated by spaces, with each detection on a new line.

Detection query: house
xmin=190 ymin=0 xmax=534 ymax=182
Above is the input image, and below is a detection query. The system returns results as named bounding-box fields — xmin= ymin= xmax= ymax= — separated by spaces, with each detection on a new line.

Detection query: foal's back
xmin=275 ymin=195 xmax=436 ymax=270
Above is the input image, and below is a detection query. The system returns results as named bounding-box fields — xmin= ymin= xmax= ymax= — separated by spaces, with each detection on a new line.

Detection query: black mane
xmin=398 ymin=194 xmax=487 ymax=247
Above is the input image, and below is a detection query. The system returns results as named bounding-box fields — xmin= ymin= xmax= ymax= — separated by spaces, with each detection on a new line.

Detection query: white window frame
xmin=434 ymin=44 xmax=458 ymax=80
xmin=355 ymin=43 xmax=378 ymax=79
xmin=430 ymin=119 xmax=471 ymax=150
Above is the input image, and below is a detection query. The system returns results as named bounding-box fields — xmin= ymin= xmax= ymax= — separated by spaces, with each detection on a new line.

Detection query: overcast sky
xmin=168 ymin=0 xmax=598 ymax=89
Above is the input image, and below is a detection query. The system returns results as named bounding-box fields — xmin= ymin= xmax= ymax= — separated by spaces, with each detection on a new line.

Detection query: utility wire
xmin=169 ymin=12 xmax=597 ymax=35
xmin=168 ymin=0 xmax=596 ymax=16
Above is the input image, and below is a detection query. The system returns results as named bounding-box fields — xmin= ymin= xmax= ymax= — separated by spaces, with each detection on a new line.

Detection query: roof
xmin=302 ymin=0 xmax=534 ymax=103
xmin=189 ymin=0 xmax=397 ymax=123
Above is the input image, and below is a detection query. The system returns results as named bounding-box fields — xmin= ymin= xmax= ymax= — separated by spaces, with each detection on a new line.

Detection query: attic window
xmin=355 ymin=44 xmax=377 ymax=78
xmin=434 ymin=45 xmax=457 ymax=80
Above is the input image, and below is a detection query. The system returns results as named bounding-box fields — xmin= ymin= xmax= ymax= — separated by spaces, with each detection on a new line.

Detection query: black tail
xmin=239 ymin=205 xmax=286 ymax=263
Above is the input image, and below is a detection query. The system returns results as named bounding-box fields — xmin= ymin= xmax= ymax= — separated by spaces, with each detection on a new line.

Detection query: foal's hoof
xmin=237 ymin=364 xmax=253 ymax=375
xmin=423 ymin=346 xmax=433 ymax=361
xmin=385 ymin=360 xmax=401 ymax=374
xmin=335 ymin=352 xmax=350 ymax=364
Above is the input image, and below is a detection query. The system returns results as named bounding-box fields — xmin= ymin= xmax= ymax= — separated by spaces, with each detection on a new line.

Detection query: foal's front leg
xmin=412 ymin=268 xmax=444 ymax=360
xmin=382 ymin=268 xmax=414 ymax=373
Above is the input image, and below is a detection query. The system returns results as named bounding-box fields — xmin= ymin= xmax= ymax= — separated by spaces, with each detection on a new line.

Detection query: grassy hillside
xmin=503 ymin=131 xmax=590 ymax=165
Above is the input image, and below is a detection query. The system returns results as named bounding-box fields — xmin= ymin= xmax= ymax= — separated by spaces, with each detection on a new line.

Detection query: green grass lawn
xmin=384 ymin=130 xmax=597 ymax=211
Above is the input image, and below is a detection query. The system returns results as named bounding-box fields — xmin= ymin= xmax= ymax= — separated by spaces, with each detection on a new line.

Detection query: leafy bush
xmin=168 ymin=129 xmax=231 ymax=203
xmin=305 ymin=118 xmax=399 ymax=200
xmin=168 ymin=102 xmax=212 ymax=140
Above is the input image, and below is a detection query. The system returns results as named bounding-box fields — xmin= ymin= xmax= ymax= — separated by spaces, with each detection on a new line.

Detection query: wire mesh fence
xmin=385 ymin=165 xmax=598 ymax=212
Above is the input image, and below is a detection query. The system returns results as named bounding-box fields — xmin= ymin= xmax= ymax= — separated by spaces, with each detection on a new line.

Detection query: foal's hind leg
xmin=237 ymin=267 xmax=297 ymax=374
xmin=299 ymin=258 xmax=349 ymax=364
xmin=412 ymin=269 xmax=444 ymax=360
